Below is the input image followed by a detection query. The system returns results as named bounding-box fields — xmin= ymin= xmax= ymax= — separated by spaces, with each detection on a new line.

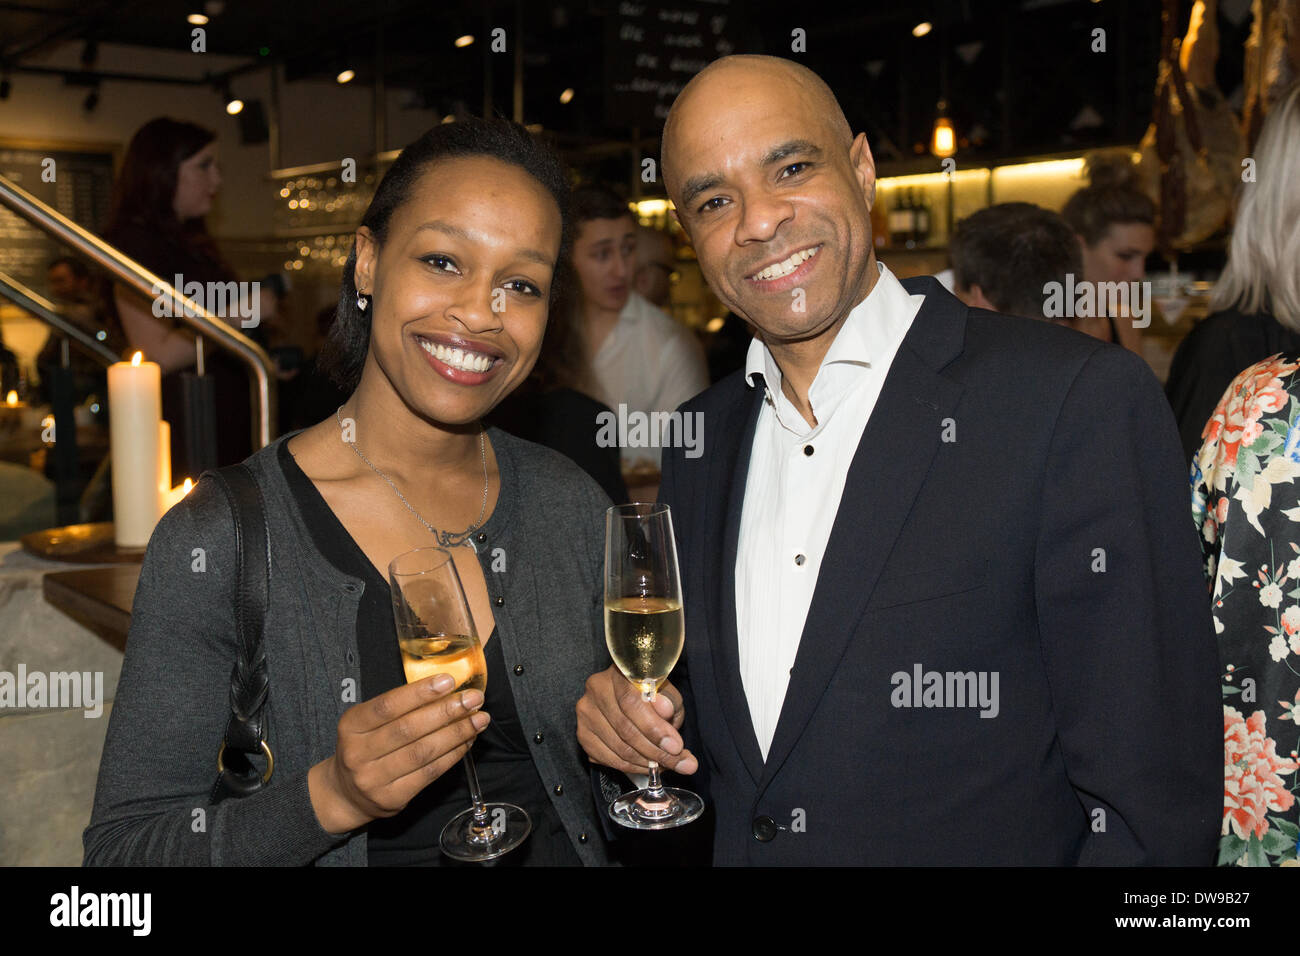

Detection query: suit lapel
xmin=756 ymin=278 xmax=967 ymax=789
xmin=705 ymin=383 xmax=767 ymax=784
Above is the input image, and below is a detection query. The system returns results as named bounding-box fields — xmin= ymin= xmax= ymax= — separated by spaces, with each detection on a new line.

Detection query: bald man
xmin=576 ymin=55 xmax=1222 ymax=866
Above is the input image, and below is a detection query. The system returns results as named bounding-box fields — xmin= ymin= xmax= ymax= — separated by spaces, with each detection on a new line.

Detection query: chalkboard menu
xmin=0 ymin=142 xmax=116 ymax=294
xmin=604 ymin=0 xmax=736 ymax=130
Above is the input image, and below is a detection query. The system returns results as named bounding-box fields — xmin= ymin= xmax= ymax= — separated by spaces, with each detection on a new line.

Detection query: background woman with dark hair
xmin=84 ymin=118 xmax=622 ymax=866
xmin=101 ymin=116 xmax=251 ymax=478
xmin=488 ymin=258 xmax=628 ymax=504
xmin=1061 ymin=155 xmax=1157 ymax=353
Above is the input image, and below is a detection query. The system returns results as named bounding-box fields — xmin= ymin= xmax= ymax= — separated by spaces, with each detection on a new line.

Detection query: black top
xmin=488 ymin=387 xmax=628 ymax=505
xmin=277 ymin=440 xmax=580 ymax=866
xmin=1165 ymin=307 xmax=1300 ymax=464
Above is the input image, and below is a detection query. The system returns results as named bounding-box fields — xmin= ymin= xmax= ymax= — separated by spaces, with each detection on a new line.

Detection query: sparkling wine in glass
xmin=604 ymin=503 xmax=704 ymax=829
xmin=389 ymin=546 xmax=531 ymax=861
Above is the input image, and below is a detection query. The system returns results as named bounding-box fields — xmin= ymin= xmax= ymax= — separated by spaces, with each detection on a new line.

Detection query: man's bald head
xmin=652 ymin=53 xmax=880 ymax=355
xmin=662 ymin=55 xmax=853 ymax=194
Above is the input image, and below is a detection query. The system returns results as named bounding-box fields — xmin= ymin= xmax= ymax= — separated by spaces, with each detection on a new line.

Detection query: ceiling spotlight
xmin=559 ymin=87 xmax=574 ymax=104
xmin=187 ymin=13 xmax=209 ymax=25
xmin=336 ymin=69 xmax=355 ymax=84
xmin=218 ymin=79 xmax=243 ymax=114
xmin=912 ymin=21 xmax=932 ymax=37
xmin=454 ymin=35 xmax=474 ymax=48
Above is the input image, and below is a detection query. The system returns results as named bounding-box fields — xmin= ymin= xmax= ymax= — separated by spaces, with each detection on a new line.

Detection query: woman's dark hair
xmin=319 ymin=119 xmax=572 ymax=392
xmin=529 ymin=257 xmax=593 ymax=395
xmin=569 ymin=183 xmax=633 ymax=233
xmin=103 ymin=117 xmax=225 ymax=258
xmin=1062 ymin=154 xmax=1156 ymax=246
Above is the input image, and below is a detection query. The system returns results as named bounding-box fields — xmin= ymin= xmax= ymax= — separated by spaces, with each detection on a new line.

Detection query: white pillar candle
xmin=158 ymin=420 xmax=171 ymax=501
xmin=108 ymin=352 xmax=162 ymax=549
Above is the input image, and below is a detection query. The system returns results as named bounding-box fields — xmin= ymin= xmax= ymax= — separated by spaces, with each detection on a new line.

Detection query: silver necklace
xmin=336 ymin=405 xmax=488 ymax=552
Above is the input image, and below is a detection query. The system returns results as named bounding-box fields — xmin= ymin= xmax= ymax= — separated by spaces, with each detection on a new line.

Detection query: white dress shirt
xmin=591 ymin=291 xmax=710 ymax=469
xmin=735 ymin=261 xmax=925 ymax=759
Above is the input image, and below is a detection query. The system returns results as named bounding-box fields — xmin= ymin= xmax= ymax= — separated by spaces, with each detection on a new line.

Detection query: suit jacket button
xmin=578 ymin=832 xmax=588 ymax=844
xmin=752 ymin=815 xmax=778 ymax=842
xmin=553 ymin=784 xmax=564 ymax=795
xmin=494 ymin=595 xmax=505 ymax=606
xmin=533 ymin=732 xmax=544 ymax=743
xmin=476 ymin=532 xmax=487 ymax=544
xmin=513 ymin=664 xmax=524 ymax=675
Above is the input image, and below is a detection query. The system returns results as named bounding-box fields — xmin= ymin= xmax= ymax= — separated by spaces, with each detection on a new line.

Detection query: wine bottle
xmin=915 ymin=189 xmax=931 ymax=246
xmin=902 ymin=188 xmax=917 ymax=248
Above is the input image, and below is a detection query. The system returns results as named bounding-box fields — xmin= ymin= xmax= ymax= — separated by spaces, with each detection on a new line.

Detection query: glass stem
xmin=463 ymin=752 xmax=490 ymax=828
xmin=642 ymin=685 xmax=667 ymax=797
xmin=646 ymin=760 xmax=666 ymax=797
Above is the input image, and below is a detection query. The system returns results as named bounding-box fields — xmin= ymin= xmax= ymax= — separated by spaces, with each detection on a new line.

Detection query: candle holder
xmin=20 ymin=522 xmax=147 ymax=564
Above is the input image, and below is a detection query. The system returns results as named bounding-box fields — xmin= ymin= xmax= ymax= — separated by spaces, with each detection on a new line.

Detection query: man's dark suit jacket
xmin=658 ymin=276 xmax=1223 ymax=865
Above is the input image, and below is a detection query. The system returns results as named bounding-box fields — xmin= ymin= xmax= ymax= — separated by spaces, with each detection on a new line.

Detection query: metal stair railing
xmin=0 ymin=273 xmax=120 ymax=366
xmin=0 ymin=171 xmax=275 ymax=448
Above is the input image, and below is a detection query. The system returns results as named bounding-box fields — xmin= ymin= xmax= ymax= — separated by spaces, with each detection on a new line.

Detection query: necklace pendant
xmin=440 ymin=529 xmax=477 ymax=554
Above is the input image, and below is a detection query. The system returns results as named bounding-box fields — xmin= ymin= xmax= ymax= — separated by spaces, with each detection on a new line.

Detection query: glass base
xmin=608 ymin=786 xmax=705 ymax=830
xmin=440 ymin=803 xmax=532 ymax=862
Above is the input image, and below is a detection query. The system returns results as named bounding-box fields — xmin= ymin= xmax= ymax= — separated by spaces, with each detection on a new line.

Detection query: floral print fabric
xmin=1192 ymin=352 xmax=1300 ymax=866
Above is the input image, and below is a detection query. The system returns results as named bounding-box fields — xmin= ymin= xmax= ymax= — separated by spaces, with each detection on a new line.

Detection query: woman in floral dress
xmin=1193 ymin=357 xmax=1300 ymax=867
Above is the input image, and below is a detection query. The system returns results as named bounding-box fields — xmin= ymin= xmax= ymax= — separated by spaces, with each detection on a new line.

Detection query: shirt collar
xmin=744 ymin=260 xmax=917 ymax=396
xmin=619 ymin=290 xmax=651 ymax=324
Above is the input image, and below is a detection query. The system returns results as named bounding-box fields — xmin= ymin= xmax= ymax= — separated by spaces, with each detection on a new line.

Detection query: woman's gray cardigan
xmin=83 ymin=428 xmax=616 ymax=865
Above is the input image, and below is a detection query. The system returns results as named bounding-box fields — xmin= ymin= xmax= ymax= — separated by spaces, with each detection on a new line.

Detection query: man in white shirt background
xmin=569 ymin=186 xmax=709 ymax=478
xmin=575 ymin=55 xmax=1220 ymax=865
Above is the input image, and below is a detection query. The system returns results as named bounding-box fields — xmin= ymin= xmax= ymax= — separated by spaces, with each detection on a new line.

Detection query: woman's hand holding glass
xmin=307 ymin=674 xmax=489 ymax=835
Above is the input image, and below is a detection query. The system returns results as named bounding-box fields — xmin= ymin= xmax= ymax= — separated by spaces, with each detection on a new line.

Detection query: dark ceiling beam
xmin=0 ymin=2 xmax=80 ymax=13
xmin=11 ymin=63 xmax=207 ymax=85
xmin=0 ymin=0 xmax=135 ymax=62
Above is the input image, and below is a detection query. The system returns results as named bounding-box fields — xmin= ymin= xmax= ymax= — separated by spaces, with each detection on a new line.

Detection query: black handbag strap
xmin=203 ymin=462 xmax=274 ymax=802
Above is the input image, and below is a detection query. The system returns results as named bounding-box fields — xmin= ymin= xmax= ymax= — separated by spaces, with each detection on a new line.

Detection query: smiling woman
xmin=84 ymin=119 xmax=620 ymax=867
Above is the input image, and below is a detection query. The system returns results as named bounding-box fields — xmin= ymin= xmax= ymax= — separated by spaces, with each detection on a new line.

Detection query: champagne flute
xmin=604 ymin=503 xmax=704 ymax=829
xmin=388 ymin=546 xmax=531 ymax=861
